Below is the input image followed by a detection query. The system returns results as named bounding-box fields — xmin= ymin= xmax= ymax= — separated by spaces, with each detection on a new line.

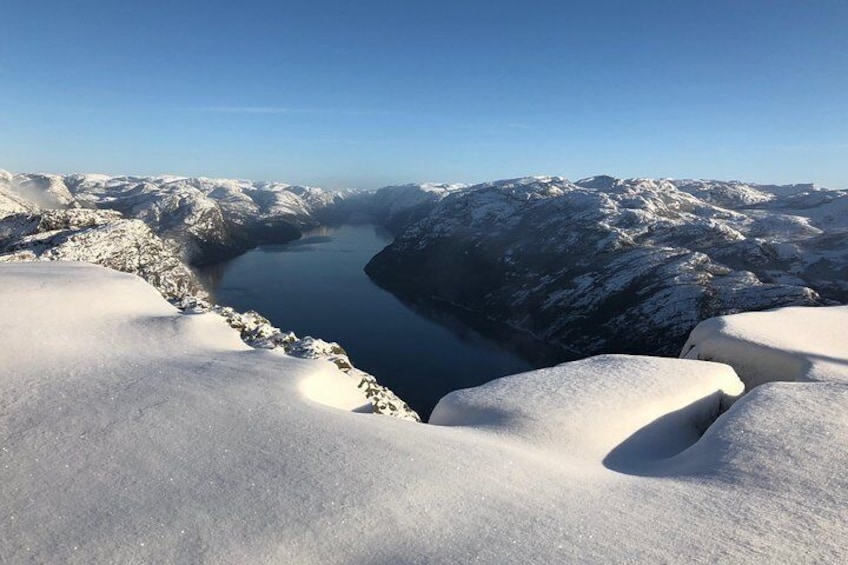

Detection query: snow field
xmin=1 ymin=262 xmax=846 ymax=563
xmin=682 ymin=305 xmax=848 ymax=386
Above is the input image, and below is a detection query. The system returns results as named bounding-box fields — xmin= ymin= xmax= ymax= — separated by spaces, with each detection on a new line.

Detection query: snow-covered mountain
xmin=347 ymin=181 xmax=470 ymax=234
xmin=366 ymin=176 xmax=847 ymax=357
xmin=0 ymin=208 xmax=209 ymax=301
xmin=0 ymin=171 xmax=346 ymax=265
xmin=2 ymin=169 xmax=847 ymax=560
xmin=5 ymin=168 xmax=847 ymax=360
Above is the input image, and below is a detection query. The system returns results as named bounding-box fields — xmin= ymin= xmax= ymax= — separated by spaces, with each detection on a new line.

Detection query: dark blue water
xmin=201 ymin=224 xmax=546 ymax=419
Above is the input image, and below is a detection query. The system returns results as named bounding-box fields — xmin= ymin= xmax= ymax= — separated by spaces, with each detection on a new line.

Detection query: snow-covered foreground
xmin=2 ymin=263 xmax=847 ymax=563
xmin=682 ymin=305 xmax=848 ymax=387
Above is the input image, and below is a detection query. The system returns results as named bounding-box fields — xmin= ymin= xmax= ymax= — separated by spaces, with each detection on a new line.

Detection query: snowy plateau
xmin=1 ymin=169 xmax=847 ymax=563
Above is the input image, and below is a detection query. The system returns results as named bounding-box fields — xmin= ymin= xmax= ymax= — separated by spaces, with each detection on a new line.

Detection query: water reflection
xmin=374 ymin=283 xmax=571 ymax=369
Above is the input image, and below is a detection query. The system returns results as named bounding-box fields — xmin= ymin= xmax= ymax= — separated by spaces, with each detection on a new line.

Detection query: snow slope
xmin=0 ymin=170 xmax=40 ymax=216
xmin=2 ymin=262 xmax=846 ymax=563
xmin=351 ymin=182 xmax=470 ymax=234
xmin=682 ymin=304 xmax=848 ymax=387
xmin=0 ymin=209 xmax=208 ymax=301
xmin=0 ymin=209 xmax=418 ymax=421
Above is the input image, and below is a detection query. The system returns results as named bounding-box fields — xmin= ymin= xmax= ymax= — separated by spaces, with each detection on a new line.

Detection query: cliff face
xmin=366 ymin=176 xmax=846 ymax=357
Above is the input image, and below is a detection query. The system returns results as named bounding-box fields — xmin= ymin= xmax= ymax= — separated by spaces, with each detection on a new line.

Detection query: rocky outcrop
xmin=0 ymin=209 xmax=208 ymax=301
xmin=173 ymin=296 xmax=420 ymax=421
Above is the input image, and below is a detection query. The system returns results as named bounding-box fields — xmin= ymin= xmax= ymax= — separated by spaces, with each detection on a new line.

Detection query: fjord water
xmin=201 ymin=224 xmax=538 ymax=419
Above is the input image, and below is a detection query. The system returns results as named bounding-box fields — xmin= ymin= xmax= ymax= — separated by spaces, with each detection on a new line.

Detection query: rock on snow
xmin=1 ymin=262 xmax=846 ymax=563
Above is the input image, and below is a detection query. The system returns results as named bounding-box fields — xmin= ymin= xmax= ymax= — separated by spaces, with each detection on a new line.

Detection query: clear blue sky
xmin=1 ymin=0 xmax=846 ymax=189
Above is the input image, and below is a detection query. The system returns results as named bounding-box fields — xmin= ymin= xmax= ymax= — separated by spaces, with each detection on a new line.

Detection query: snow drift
xmin=1 ymin=262 xmax=846 ymax=563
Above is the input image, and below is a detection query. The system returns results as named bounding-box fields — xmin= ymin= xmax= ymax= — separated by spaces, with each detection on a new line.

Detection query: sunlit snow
xmin=1 ymin=262 xmax=846 ymax=563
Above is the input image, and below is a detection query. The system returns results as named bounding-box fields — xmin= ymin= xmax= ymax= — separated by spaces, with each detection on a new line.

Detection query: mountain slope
xmin=0 ymin=208 xmax=208 ymax=301
xmin=4 ymin=168 xmax=845 ymax=361
xmin=1 ymin=171 xmax=348 ymax=265
xmin=366 ymin=176 xmax=845 ymax=356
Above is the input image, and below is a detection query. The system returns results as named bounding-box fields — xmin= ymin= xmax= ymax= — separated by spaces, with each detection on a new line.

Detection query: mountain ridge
xmin=3 ymin=168 xmax=846 ymax=361
xmin=365 ymin=175 xmax=846 ymax=358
